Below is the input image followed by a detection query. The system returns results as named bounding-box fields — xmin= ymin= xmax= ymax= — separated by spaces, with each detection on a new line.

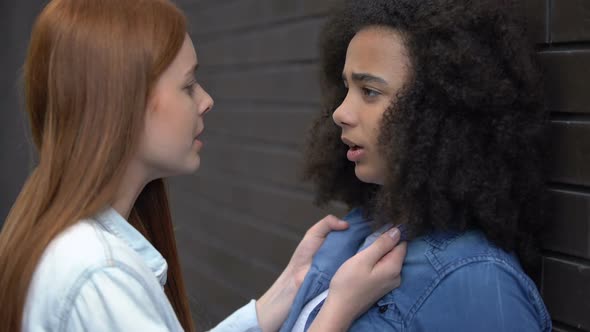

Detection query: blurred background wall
xmin=0 ymin=1 xmax=46 ymax=227
xmin=169 ymin=0 xmax=346 ymax=328
xmin=1 ymin=0 xmax=589 ymax=331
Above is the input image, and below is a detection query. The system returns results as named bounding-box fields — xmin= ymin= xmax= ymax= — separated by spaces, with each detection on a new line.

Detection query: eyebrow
xmin=342 ymin=72 xmax=388 ymax=85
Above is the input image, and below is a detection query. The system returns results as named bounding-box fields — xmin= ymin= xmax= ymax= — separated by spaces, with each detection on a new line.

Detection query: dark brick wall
xmin=1 ymin=1 xmax=588 ymax=331
xmin=531 ymin=1 xmax=590 ymax=331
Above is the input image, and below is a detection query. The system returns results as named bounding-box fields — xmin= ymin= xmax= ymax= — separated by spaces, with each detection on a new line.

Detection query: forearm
xmin=255 ymin=267 xmax=299 ymax=332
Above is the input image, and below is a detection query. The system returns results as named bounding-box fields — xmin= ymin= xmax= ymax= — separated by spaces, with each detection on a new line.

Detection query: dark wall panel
xmin=201 ymin=65 xmax=321 ymax=103
xmin=205 ymin=102 xmax=316 ymax=145
xmin=551 ymin=0 xmax=590 ymax=43
xmin=540 ymin=50 xmax=590 ymax=114
xmin=549 ymin=121 xmax=590 ymax=186
xmin=198 ymin=18 xmax=324 ymax=66
xmin=0 ymin=1 xmax=46 ymax=223
xmin=524 ymin=0 xmax=549 ymax=43
xmin=187 ymin=0 xmax=336 ymax=39
xmin=542 ymin=256 xmax=590 ymax=330
xmin=545 ymin=189 xmax=590 ymax=260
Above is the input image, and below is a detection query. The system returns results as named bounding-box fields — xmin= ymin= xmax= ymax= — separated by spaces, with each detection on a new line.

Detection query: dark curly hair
xmin=303 ymin=0 xmax=548 ymax=267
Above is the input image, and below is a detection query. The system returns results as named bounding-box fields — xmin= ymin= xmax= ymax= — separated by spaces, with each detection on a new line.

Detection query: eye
xmin=184 ymin=81 xmax=197 ymax=97
xmin=362 ymin=87 xmax=380 ymax=98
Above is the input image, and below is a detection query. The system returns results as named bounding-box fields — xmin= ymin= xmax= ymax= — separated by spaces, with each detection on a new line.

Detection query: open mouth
xmin=345 ymin=143 xmax=365 ymax=162
xmin=341 ymin=137 xmax=365 ymax=161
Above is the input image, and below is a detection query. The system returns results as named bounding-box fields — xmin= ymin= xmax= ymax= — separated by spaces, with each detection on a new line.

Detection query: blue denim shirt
xmin=280 ymin=209 xmax=552 ymax=332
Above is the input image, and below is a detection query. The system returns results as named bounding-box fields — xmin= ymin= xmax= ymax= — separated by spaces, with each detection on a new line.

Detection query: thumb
xmin=374 ymin=241 xmax=407 ymax=276
xmin=305 ymin=215 xmax=349 ymax=240
xmin=359 ymin=227 xmax=401 ymax=266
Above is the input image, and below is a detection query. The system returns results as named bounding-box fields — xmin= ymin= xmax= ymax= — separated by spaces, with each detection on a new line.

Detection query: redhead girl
xmin=0 ymin=0 xmax=407 ymax=331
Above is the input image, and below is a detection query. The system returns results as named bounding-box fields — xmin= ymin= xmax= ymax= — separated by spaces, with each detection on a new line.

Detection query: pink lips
xmin=347 ymin=146 xmax=365 ymax=162
xmin=342 ymin=137 xmax=365 ymax=162
xmin=193 ymin=139 xmax=203 ymax=150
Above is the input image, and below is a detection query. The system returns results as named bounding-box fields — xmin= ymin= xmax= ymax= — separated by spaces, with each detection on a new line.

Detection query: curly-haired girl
xmin=281 ymin=0 xmax=552 ymax=330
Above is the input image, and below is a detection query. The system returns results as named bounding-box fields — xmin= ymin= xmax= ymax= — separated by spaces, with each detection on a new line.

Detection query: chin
xmin=354 ymin=167 xmax=376 ymax=184
xmin=170 ymin=157 xmax=201 ymax=176
xmin=186 ymin=158 xmax=201 ymax=173
xmin=354 ymin=164 xmax=385 ymax=185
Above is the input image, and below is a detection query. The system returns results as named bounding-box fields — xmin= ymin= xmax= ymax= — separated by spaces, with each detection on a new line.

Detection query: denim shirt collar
xmin=94 ymin=207 xmax=168 ymax=286
xmin=310 ymin=208 xmax=373 ymax=276
xmin=281 ymin=210 xmax=413 ymax=332
xmin=280 ymin=208 xmax=373 ymax=332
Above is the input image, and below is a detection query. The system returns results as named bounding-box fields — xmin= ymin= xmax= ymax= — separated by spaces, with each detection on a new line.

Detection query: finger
xmin=305 ymin=215 xmax=349 ymax=239
xmin=358 ymin=227 xmax=401 ymax=266
xmin=374 ymin=241 xmax=407 ymax=276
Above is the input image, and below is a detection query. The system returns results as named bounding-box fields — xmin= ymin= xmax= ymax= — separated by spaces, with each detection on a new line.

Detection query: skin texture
xmin=334 ymin=27 xmax=410 ymax=185
xmin=113 ymin=35 xmax=213 ymax=219
xmin=140 ymin=36 xmax=213 ymax=177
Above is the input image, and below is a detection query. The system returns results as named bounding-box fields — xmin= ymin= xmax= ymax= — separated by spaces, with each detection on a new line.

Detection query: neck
xmin=112 ymin=160 xmax=152 ymax=219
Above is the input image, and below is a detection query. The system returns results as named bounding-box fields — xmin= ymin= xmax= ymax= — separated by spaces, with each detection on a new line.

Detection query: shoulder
xmin=357 ymin=231 xmax=551 ymax=331
xmin=424 ymin=230 xmax=517 ymax=269
xmin=420 ymin=230 xmax=544 ymax=306
xmin=23 ymin=219 xmax=161 ymax=330
xmin=402 ymin=230 xmax=551 ymax=331
xmin=30 ymin=220 xmax=114 ymax=288
xmin=30 ymin=218 xmax=149 ymax=283
xmin=61 ymin=265 xmax=178 ymax=331
xmin=400 ymin=230 xmax=530 ymax=279
xmin=26 ymin=263 xmax=178 ymax=331
xmin=407 ymin=258 xmax=551 ymax=331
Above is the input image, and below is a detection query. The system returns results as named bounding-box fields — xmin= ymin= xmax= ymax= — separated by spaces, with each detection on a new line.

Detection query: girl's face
xmin=333 ymin=27 xmax=410 ymax=185
xmin=138 ymin=35 xmax=213 ymax=179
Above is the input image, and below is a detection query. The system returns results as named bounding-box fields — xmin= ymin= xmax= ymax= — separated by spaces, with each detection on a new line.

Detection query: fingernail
xmin=388 ymin=228 xmax=400 ymax=241
xmin=338 ymin=220 xmax=348 ymax=226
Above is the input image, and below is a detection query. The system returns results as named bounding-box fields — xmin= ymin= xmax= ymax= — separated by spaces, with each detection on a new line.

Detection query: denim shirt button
xmin=378 ymin=305 xmax=388 ymax=314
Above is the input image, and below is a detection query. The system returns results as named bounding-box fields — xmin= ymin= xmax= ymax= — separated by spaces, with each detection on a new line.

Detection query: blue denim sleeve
xmin=409 ymin=259 xmax=551 ymax=332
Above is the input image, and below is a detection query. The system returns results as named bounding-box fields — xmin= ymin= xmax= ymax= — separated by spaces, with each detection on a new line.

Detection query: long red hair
xmin=0 ymin=0 xmax=194 ymax=330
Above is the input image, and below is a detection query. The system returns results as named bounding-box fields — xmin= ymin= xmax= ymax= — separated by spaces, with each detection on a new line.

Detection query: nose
xmin=332 ymin=94 xmax=355 ymax=128
xmin=198 ymin=86 xmax=214 ymax=116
